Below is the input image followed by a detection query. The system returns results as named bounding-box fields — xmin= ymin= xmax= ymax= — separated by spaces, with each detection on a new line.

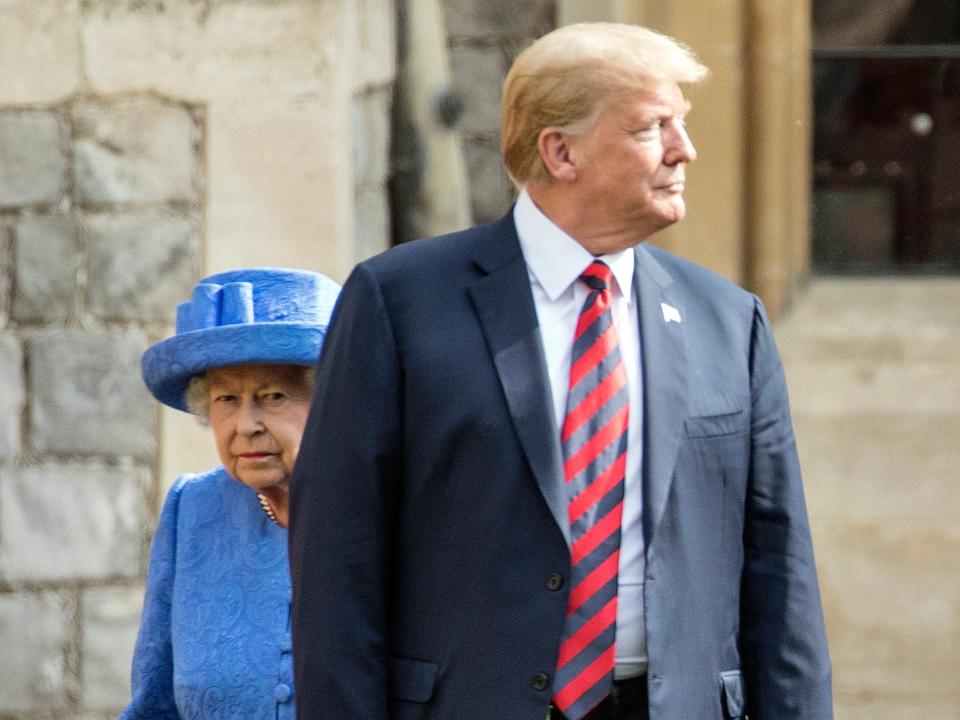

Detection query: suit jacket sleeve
xmin=740 ymin=297 xmax=833 ymax=718
xmin=289 ymin=262 xmax=402 ymax=720
xmin=120 ymin=477 xmax=186 ymax=720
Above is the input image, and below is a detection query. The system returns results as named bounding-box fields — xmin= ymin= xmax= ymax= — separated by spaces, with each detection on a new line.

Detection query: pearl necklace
xmin=256 ymin=493 xmax=280 ymax=526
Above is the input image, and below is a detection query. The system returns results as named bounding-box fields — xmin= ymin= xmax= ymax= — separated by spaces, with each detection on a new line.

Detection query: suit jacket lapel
xmin=634 ymin=244 xmax=688 ymax=554
xmin=468 ymin=217 xmax=571 ymax=549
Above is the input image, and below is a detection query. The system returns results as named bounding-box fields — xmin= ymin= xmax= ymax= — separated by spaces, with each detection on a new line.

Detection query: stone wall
xmin=0 ymin=1 xmax=394 ymax=717
xmin=0 ymin=95 xmax=199 ymax=719
xmin=441 ymin=0 xmax=556 ymax=223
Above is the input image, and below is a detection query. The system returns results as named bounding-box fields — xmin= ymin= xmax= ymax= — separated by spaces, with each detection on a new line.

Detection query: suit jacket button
xmin=532 ymin=672 xmax=550 ymax=691
xmin=546 ymin=573 xmax=564 ymax=591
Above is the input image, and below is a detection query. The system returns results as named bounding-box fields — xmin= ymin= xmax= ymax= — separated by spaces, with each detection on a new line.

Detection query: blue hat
xmin=141 ymin=267 xmax=341 ymax=412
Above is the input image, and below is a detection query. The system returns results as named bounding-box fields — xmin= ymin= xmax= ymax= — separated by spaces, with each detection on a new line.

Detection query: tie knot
xmin=580 ymin=260 xmax=612 ymax=291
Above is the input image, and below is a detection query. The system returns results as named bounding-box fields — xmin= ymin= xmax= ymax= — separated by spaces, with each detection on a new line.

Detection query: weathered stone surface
xmin=0 ymin=464 xmax=148 ymax=583
xmin=83 ymin=0 xmax=347 ymax=102
xmin=0 ymin=335 xmax=23 ymax=458
xmin=12 ymin=214 xmax=77 ymax=321
xmin=353 ymin=0 xmax=397 ymax=92
xmin=82 ymin=586 xmax=144 ymax=711
xmin=813 ymin=521 xmax=960 ymax=698
xmin=0 ymin=0 xmax=81 ymax=104
xmin=449 ymin=44 xmax=506 ymax=135
xmin=777 ymin=278 xmax=960 ymax=716
xmin=354 ymin=185 xmax=391 ymax=263
xmin=28 ymin=329 xmax=155 ymax=458
xmin=463 ymin=139 xmax=514 ymax=223
xmin=86 ymin=212 xmax=199 ymax=322
xmin=73 ymin=100 xmax=199 ymax=206
xmin=441 ymin=0 xmax=554 ymax=39
xmin=785 ymin=360 xmax=960 ymax=417
xmin=0 ymin=592 xmax=68 ymax=712
xmin=0 ymin=111 xmax=67 ymax=209
xmin=206 ymin=99 xmax=353 ymax=279
xmin=354 ymin=87 xmax=393 ymax=191
xmin=833 ymin=698 xmax=960 ymax=719
xmin=797 ymin=414 xmax=960 ymax=525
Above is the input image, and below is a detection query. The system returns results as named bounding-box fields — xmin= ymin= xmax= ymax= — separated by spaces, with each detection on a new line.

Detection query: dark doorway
xmin=812 ymin=0 xmax=960 ymax=273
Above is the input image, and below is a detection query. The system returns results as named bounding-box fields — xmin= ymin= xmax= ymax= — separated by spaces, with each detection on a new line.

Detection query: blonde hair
xmin=500 ymin=23 xmax=709 ymax=186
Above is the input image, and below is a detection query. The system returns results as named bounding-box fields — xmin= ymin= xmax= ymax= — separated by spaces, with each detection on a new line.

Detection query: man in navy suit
xmin=289 ymin=22 xmax=832 ymax=720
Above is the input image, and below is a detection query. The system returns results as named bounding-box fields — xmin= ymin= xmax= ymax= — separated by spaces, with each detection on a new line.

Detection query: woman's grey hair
xmin=184 ymin=365 xmax=315 ymax=422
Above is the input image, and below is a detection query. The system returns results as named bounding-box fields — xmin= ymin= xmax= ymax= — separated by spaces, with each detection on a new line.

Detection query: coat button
xmin=274 ymin=683 xmax=293 ymax=702
xmin=532 ymin=672 xmax=550 ymax=691
xmin=546 ymin=573 xmax=564 ymax=591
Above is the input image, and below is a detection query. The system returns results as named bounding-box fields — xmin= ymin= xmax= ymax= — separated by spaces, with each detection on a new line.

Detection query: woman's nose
xmin=235 ymin=398 xmax=265 ymax=435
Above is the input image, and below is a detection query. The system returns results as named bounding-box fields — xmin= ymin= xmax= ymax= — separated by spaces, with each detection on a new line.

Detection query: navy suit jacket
xmin=289 ymin=212 xmax=833 ymax=720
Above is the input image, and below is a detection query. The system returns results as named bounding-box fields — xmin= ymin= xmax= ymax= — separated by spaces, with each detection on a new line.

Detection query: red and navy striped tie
xmin=552 ymin=260 xmax=629 ymax=720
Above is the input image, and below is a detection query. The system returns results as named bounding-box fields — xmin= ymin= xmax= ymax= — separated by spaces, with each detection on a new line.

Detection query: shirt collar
xmin=514 ymin=188 xmax=635 ymax=304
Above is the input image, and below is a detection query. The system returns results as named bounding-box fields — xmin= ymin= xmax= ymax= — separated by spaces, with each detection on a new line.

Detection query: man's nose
xmin=665 ymin=121 xmax=697 ymax=164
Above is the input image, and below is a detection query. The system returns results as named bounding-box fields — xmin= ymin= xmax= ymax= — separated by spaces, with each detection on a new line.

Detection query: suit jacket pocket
xmin=719 ymin=670 xmax=747 ymax=719
xmin=391 ymin=657 xmax=440 ymax=703
xmin=684 ymin=409 xmax=747 ymax=438
xmin=686 ymin=387 xmax=748 ymax=438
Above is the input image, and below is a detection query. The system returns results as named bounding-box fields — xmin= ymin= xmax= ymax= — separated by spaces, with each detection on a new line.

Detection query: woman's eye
xmin=213 ymin=394 xmax=236 ymax=404
xmin=261 ymin=392 xmax=287 ymax=405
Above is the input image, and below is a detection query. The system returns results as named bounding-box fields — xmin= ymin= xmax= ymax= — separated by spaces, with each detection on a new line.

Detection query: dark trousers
xmin=550 ymin=676 xmax=649 ymax=720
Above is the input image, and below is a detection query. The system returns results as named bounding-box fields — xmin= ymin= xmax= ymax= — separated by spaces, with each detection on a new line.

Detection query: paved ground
xmin=776 ymin=278 xmax=960 ymax=719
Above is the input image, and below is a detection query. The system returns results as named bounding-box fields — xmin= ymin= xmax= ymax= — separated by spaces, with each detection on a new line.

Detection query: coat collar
xmin=468 ymin=214 xmax=571 ymax=548
xmin=633 ymin=243 xmax=688 ymax=554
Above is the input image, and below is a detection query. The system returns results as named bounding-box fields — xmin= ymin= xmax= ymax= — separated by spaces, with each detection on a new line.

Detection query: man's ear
xmin=537 ymin=127 xmax=578 ymax=182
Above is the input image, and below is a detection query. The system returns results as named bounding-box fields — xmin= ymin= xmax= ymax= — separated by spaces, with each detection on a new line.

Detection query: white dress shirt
xmin=513 ymin=189 xmax=647 ymax=677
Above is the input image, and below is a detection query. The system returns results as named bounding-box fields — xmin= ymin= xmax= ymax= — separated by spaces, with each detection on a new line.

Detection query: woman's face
xmin=206 ymin=364 xmax=313 ymax=491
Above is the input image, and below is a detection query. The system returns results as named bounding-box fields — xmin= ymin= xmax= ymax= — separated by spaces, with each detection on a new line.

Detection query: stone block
xmin=463 ymin=139 xmax=514 ymax=223
xmin=449 ymin=44 xmax=506 ymax=136
xmin=0 ymin=111 xmax=67 ymax=209
xmin=796 ymin=414 xmax=960 ymax=525
xmin=0 ymin=0 xmax=81 ymax=104
xmin=814 ymin=521 xmax=960 ymax=699
xmin=12 ymin=214 xmax=78 ymax=322
xmin=784 ymin=360 xmax=960 ymax=418
xmin=353 ymin=87 xmax=393 ymax=191
xmin=73 ymin=99 xmax=200 ymax=206
xmin=441 ymin=0 xmax=554 ymax=39
xmin=353 ymin=0 xmax=397 ymax=91
xmin=778 ymin=279 xmax=960 ymax=364
xmin=0 ymin=464 xmax=149 ymax=583
xmin=27 ymin=329 xmax=156 ymax=459
xmin=354 ymin=185 xmax=391 ymax=263
xmin=833 ymin=698 xmax=960 ymax=719
xmin=206 ymin=99 xmax=353 ymax=280
xmin=0 ymin=335 xmax=23 ymax=458
xmin=82 ymin=586 xmax=144 ymax=712
xmin=86 ymin=212 xmax=199 ymax=322
xmin=83 ymin=0 xmax=347 ymax=102
xmin=0 ymin=592 xmax=68 ymax=712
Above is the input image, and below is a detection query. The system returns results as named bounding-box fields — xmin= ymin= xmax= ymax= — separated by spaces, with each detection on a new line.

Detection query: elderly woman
xmin=120 ymin=267 xmax=339 ymax=720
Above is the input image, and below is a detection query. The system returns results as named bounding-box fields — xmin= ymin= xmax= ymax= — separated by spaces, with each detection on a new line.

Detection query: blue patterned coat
xmin=120 ymin=467 xmax=295 ymax=720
